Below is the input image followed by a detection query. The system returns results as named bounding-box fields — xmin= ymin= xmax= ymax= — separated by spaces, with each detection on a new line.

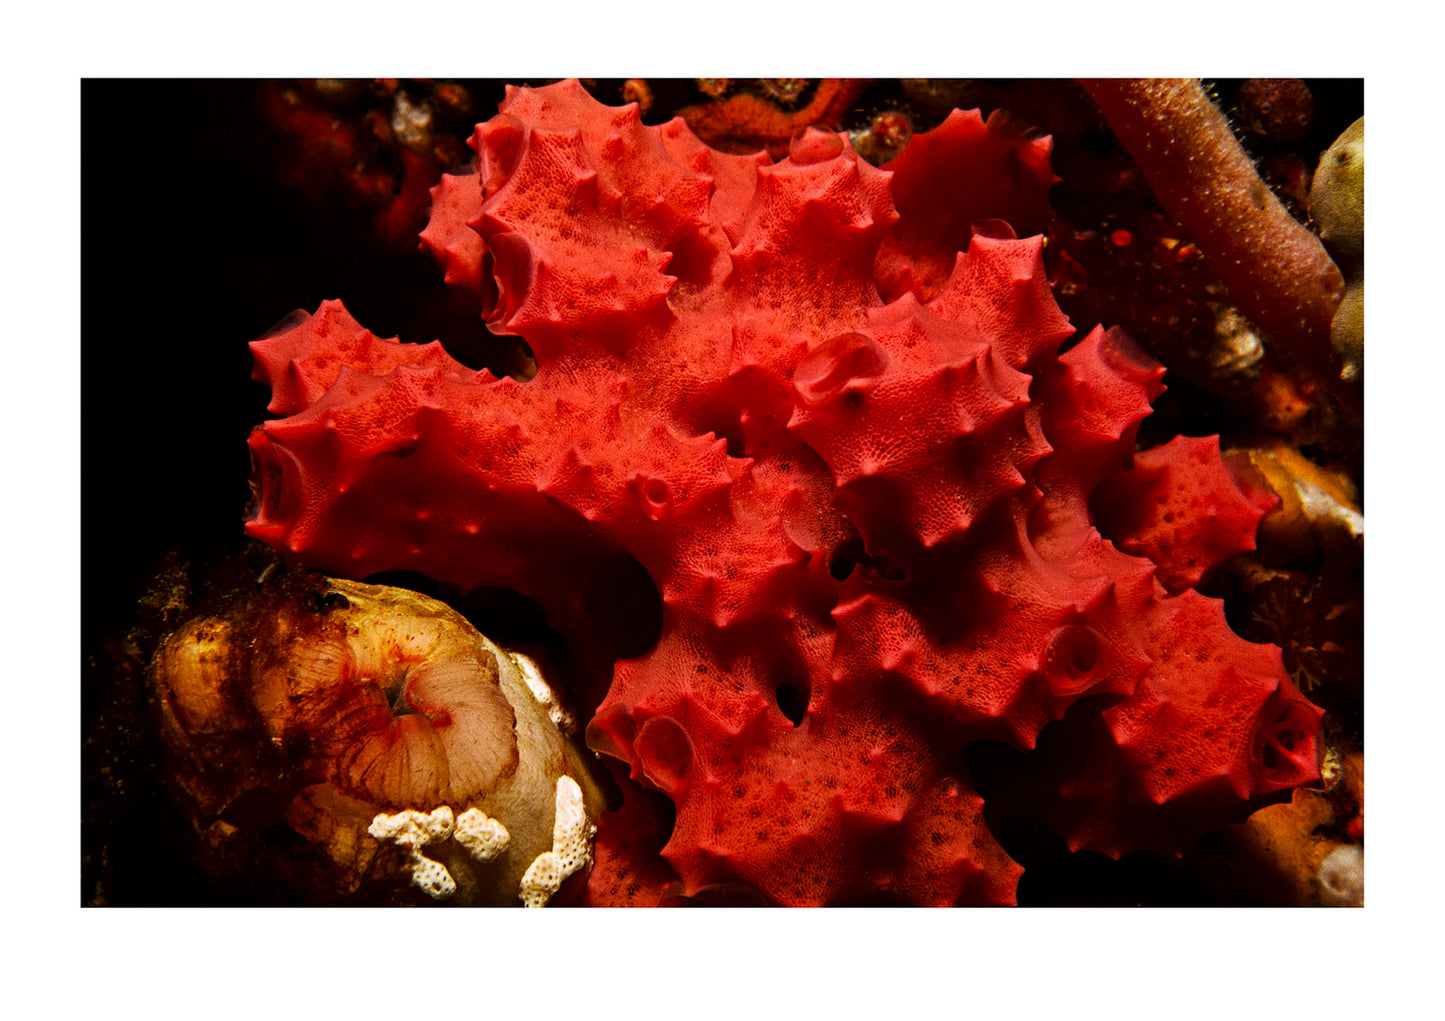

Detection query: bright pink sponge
xmin=244 ymin=80 xmax=1321 ymax=905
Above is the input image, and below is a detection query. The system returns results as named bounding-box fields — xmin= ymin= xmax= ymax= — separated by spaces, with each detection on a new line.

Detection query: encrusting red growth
xmin=245 ymin=80 xmax=1323 ymax=905
xmin=1093 ymin=434 xmax=1281 ymax=594
xmin=677 ymin=79 xmax=871 ymax=158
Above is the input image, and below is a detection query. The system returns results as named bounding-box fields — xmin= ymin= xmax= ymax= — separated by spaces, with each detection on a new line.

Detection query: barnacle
xmin=148 ymin=572 xmax=607 ymax=905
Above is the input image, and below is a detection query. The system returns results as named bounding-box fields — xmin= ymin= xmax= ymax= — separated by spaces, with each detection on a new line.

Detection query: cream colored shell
xmin=149 ymin=576 xmax=609 ymax=905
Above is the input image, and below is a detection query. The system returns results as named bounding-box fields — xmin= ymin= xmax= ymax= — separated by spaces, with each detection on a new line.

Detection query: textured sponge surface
xmin=244 ymin=80 xmax=1323 ymax=905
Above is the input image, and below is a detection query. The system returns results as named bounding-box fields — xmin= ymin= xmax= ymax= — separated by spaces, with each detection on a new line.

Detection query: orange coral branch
xmin=1079 ymin=78 xmax=1358 ymax=420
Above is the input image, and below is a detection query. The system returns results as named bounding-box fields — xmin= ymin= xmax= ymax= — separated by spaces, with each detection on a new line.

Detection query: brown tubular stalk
xmin=1079 ymin=78 xmax=1359 ymax=421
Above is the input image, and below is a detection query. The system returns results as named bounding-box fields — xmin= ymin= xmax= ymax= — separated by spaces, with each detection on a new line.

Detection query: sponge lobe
xmin=244 ymin=80 xmax=1323 ymax=905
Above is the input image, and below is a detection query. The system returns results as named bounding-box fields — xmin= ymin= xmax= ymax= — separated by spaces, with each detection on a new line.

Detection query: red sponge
xmin=243 ymin=80 xmax=1322 ymax=905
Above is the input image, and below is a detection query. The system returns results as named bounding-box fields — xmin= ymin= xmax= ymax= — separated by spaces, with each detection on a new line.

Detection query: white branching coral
xmin=370 ymin=805 xmax=517 ymax=899
xmin=369 ymin=806 xmax=458 ymax=900
xmin=512 ymin=651 xmax=577 ymax=733
xmin=455 ymin=808 xmax=510 ymax=862
xmin=519 ymin=776 xmax=597 ymax=907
